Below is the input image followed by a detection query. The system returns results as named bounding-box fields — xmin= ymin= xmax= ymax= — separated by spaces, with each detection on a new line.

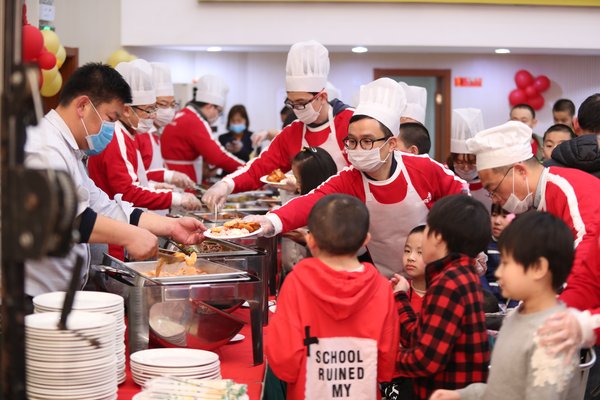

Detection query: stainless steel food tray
xmin=162 ymin=238 xmax=260 ymax=257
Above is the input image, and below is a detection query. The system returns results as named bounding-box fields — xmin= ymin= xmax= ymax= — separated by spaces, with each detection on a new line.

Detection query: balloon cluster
xmin=107 ymin=49 xmax=137 ymax=68
xmin=22 ymin=24 xmax=66 ymax=97
xmin=508 ymin=70 xmax=551 ymax=110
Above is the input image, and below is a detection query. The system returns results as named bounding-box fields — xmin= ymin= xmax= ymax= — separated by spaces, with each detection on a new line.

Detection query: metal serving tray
xmin=103 ymin=254 xmax=249 ymax=286
xmin=162 ymin=238 xmax=260 ymax=257
xmin=190 ymin=211 xmax=247 ymax=223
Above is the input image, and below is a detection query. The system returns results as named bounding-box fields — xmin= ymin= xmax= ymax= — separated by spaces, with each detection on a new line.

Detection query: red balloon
xmin=527 ymin=95 xmax=545 ymax=110
xmin=525 ymin=85 xmax=538 ymax=98
xmin=514 ymin=69 xmax=534 ymax=89
xmin=533 ymin=75 xmax=551 ymax=93
xmin=509 ymin=88 xmax=528 ymax=106
xmin=22 ymin=24 xmax=44 ymax=62
xmin=37 ymin=50 xmax=57 ymax=70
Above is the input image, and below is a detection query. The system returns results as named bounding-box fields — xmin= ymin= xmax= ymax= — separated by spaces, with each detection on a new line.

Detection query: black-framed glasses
xmin=156 ymin=100 xmax=180 ymax=109
xmin=132 ymin=105 xmax=158 ymax=116
xmin=343 ymin=136 xmax=389 ymax=150
xmin=487 ymin=166 xmax=513 ymax=199
xmin=284 ymin=92 xmax=322 ymax=110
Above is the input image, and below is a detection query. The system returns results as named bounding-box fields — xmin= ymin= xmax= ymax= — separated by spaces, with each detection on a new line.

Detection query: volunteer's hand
xmin=538 ymin=311 xmax=583 ymax=362
xmin=202 ymin=181 xmax=232 ymax=212
xmin=243 ymin=215 xmax=275 ymax=237
xmin=430 ymin=389 xmax=461 ymax=400
xmin=251 ymin=130 xmax=278 ymax=148
xmin=390 ymin=273 xmax=409 ymax=293
xmin=282 ymin=228 xmax=308 ymax=245
xmin=226 ymin=140 xmax=243 ymax=153
xmin=276 ymin=174 xmax=298 ymax=193
xmin=168 ymin=216 xmax=206 ymax=245
xmin=170 ymin=171 xmax=195 ymax=189
xmin=180 ymin=193 xmax=202 ymax=211
xmin=475 ymin=252 xmax=488 ymax=276
xmin=124 ymin=227 xmax=159 ymax=260
xmin=151 ymin=182 xmax=176 ymax=190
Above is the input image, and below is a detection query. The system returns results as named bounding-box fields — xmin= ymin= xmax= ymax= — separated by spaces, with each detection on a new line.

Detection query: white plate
xmin=26 ymin=311 xmax=116 ymax=332
xmin=33 ymin=291 xmax=123 ymax=310
xmin=228 ymin=333 xmax=245 ymax=343
xmin=130 ymin=348 xmax=219 ymax=368
xmin=259 ymin=175 xmax=289 ymax=186
xmin=203 ymin=227 xmax=262 ymax=240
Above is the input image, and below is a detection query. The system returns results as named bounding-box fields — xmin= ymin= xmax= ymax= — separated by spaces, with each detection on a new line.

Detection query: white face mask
xmin=293 ymin=101 xmax=323 ymax=125
xmin=347 ymin=139 xmax=391 ymax=173
xmin=154 ymin=107 xmax=176 ymax=127
xmin=134 ymin=118 xmax=155 ymax=133
xmin=502 ymin=169 xmax=533 ymax=214
xmin=455 ymin=166 xmax=478 ymax=182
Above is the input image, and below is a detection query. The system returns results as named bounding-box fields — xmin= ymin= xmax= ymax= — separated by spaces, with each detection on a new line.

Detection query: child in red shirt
xmin=267 ymin=194 xmax=399 ymax=400
xmin=403 ymin=225 xmax=427 ymax=314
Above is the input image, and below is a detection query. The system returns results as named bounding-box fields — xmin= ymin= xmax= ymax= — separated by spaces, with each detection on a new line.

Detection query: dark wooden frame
xmin=374 ymin=68 xmax=451 ymax=162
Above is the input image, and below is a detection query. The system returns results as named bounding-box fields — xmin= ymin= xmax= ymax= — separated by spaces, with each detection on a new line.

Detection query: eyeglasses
xmin=487 ymin=166 xmax=513 ymax=200
xmin=284 ymin=92 xmax=322 ymax=110
xmin=156 ymin=101 xmax=180 ymax=109
xmin=343 ymin=136 xmax=389 ymax=150
xmin=132 ymin=105 xmax=158 ymax=116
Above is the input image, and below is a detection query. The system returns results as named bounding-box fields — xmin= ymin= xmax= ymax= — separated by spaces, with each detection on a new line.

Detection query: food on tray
xmin=198 ymin=241 xmax=223 ymax=253
xmin=208 ymin=218 xmax=261 ymax=237
xmin=266 ymin=168 xmax=286 ymax=183
xmin=170 ymin=251 xmax=197 ymax=266
xmin=145 ymin=263 xmax=208 ymax=278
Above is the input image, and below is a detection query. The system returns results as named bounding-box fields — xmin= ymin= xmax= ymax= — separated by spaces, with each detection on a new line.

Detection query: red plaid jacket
xmin=394 ymin=253 xmax=490 ymax=400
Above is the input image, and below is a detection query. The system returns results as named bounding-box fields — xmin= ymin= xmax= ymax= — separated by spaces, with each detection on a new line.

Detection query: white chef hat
xmin=326 ymin=81 xmax=341 ymax=100
xmin=285 ymin=40 xmax=329 ymax=93
xmin=466 ymin=120 xmax=534 ymax=171
xmin=451 ymin=108 xmax=485 ymax=154
xmin=399 ymin=82 xmax=427 ymax=124
xmin=354 ymin=78 xmax=407 ymax=136
xmin=194 ymin=74 xmax=229 ymax=108
xmin=150 ymin=62 xmax=174 ymax=97
xmin=115 ymin=59 xmax=156 ymax=106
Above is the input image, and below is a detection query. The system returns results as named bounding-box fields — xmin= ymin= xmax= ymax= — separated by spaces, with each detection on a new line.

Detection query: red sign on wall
xmin=454 ymin=77 xmax=482 ymax=87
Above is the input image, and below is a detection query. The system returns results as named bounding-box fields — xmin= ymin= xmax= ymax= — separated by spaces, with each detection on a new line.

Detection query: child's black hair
xmin=292 ymin=147 xmax=338 ymax=195
xmin=543 ymin=124 xmax=576 ymax=141
xmin=307 ymin=194 xmax=369 ymax=255
xmin=552 ymin=99 xmax=576 ymax=117
xmin=426 ymin=195 xmax=490 ymax=258
xmin=511 ymin=103 xmax=536 ymax=119
xmin=577 ymin=93 xmax=600 ymax=133
xmin=498 ymin=211 xmax=574 ymax=291
xmin=399 ymin=123 xmax=431 ymax=154
xmin=408 ymin=225 xmax=426 ymax=236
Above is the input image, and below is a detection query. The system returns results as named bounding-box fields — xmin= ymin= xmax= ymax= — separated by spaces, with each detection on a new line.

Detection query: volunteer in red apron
xmin=202 ymin=40 xmax=354 ymax=210
xmin=161 ymin=74 xmax=244 ymax=184
xmin=135 ymin=62 xmax=195 ymax=190
xmin=447 ymin=108 xmax=491 ymax=211
xmin=248 ymin=78 xmax=467 ymax=277
xmin=88 ymin=60 xmax=201 ymax=213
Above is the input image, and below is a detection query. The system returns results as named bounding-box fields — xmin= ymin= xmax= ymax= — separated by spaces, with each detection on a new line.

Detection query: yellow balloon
xmin=41 ymin=30 xmax=61 ymax=55
xmin=41 ymin=66 xmax=58 ymax=85
xmin=56 ymin=45 xmax=66 ymax=69
xmin=126 ymin=53 xmax=137 ymax=61
xmin=40 ymin=72 xmax=62 ymax=97
xmin=106 ymin=49 xmax=130 ymax=68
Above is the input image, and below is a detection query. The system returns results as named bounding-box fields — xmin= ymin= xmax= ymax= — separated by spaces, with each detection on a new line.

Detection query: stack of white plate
xmin=130 ymin=348 xmax=221 ymax=387
xmin=33 ymin=291 xmax=127 ymax=383
xmin=26 ymin=311 xmax=117 ymax=400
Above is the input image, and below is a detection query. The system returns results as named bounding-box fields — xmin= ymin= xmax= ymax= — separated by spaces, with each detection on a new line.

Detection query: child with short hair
xmin=267 ymin=194 xmax=399 ymax=400
xmin=552 ymin=98 xmax=576 ymax=128
xmin=392 ymin=195 xmax=490 ymax=400
xmin=431 ymin=211 xmax=580 ymax=400
xmin=542 ymin=123 xmax=576 ymax=161
xmin=403 ymin=225 xmax=427 ymax=313
xmin=398 ymin=122 xmax=431 ymax=155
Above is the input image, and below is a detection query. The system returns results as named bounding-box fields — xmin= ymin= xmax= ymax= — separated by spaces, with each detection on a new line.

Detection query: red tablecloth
xmin=117 ymin=307 xmax=268 ymax=399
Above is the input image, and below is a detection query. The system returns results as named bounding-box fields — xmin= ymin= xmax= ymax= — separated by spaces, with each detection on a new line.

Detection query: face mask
xmin=81 ymin=102 xmax=116 ymax=156
xmin=502 ymin=169 xmax=533 ymax=214
xmin=230 ymin=123 xmax=246 ymax=134
xmin=154 ymin=107 xmax=176 ymax=127
xmin=134 ymin=118 xmax=155 ymax=134
xmin=455 ymin=166 xmax=478 ymax=182
xmin=347 ymin=139 xmax=391 ymax=173
xmin=293 ymin=100 xmax=323 ymax=125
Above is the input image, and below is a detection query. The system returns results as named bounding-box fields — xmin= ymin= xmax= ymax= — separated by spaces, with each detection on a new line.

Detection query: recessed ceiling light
xmin=207 ymin=46 xmax=222 ymax=52
xmin=495 ymin=48 xmax=511 ymax=54
xmin=352 ymin=46 xmax=368 ymax=54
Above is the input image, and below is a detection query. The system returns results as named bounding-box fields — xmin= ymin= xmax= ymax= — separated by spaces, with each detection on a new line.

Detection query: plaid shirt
xmin=394 ymin=253 xmax=490 ymax=400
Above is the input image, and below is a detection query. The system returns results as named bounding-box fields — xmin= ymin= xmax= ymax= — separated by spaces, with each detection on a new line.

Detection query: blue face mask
xmin=229 ymin=123 xmax=246 ymax=134
xmin=81 ymin=102 xmax=116 ymax=156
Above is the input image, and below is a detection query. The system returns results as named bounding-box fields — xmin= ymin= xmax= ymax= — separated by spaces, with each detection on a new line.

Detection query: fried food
xmin=266 ymin=168 xmax=286 ymax=183
xmin=209 ymin=218 xmax=261 ymax=237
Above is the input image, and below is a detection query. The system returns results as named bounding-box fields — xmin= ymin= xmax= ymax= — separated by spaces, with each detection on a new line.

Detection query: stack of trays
xmin=25 ymin=311 xmax=117 ymax=400
xmin=130 ymin=348 xmax=221 ymax=387
xmin=33 ymin=291 xmax=127 ymax=383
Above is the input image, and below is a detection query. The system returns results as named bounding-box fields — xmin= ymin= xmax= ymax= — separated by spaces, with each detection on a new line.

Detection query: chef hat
xmin=466 ymin=120 xmax=534 ymax=171
xmin=194 ymin=74 xmax=229 ymax=108
xmin=399 ymin=82 xmax=427 ymax=124
xmin=451 ymin=108 xmax=485 ymax=154
xmin=115 ymin=59 xmax=156 ymax=106
xmin=326 ymin=81 xmax=341 ymax=100
xmin=285 ymin=40 xmax=330 ymax=93
xmin=150 ymin=62 xmax=174 ymax=97
xmin=354 ymin=78 xmax=407 ymax=136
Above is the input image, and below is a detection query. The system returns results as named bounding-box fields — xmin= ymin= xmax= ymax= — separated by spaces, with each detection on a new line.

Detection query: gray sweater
xmin=458 ymin=303 xmax=580 ymax=400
